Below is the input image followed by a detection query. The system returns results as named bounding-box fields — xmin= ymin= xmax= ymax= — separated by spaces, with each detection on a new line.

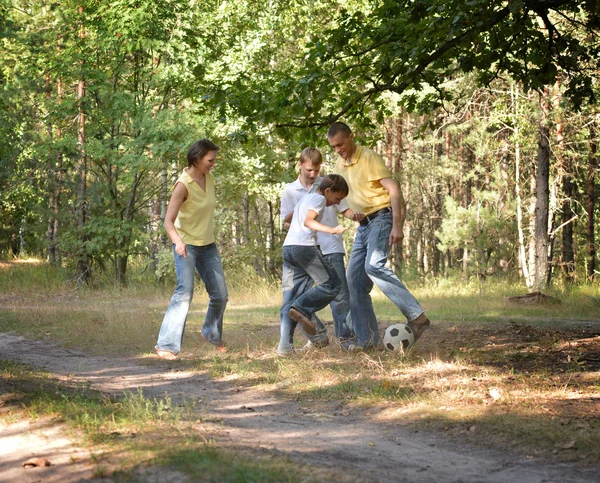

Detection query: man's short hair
xmin=327 ymin=122 xmax=353 ymax=139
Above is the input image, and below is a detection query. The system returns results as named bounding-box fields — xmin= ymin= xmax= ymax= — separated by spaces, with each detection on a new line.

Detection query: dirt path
xmin=1 ymin=333 xmax=598 ymax=483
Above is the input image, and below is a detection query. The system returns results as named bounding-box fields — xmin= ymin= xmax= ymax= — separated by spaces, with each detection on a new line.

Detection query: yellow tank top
xmin=174 ymin=169 xmax=216 ymax=246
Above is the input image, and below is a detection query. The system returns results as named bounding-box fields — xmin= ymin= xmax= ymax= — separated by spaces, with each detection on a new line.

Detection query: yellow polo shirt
xmin=334 ymin=144 xmax=392 ymax=216
xmin=174 ymin=169 xmax=216 ymax=246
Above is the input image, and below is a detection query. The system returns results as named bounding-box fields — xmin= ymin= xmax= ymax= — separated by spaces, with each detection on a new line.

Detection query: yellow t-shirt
xmin=334 ymin=144 xmax=392 ymax=216
xmin=174 ymin=169 xmax=216 ymax=246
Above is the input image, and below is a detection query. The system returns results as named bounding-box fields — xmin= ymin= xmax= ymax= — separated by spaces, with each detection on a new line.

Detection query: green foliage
xmin=438 ymin=191 xmax=516 ymax=278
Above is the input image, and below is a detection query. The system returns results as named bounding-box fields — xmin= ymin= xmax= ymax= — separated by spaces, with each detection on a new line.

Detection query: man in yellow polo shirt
xmin=328 ymin=122 xmax=430 ymax=350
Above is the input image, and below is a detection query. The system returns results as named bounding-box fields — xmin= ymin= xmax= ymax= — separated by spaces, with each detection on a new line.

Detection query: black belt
xmin=359 ymin=207 xmax=391 ymax=226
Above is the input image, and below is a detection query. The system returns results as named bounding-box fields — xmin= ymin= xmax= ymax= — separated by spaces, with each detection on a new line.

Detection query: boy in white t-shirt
xmin=277 ymin=174 xmax=354 ymax=355
xmin=280 ymin=148 xmax=363 ymax=353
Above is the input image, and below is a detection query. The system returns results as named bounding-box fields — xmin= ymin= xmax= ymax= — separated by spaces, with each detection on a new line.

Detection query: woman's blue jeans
xmin=347 ymin=212 xmax=423 ymax=348
xmin=156 ymin=243 xmax=228 ymax=355
xmin=278 ymin=245 xmax=340 ymax=353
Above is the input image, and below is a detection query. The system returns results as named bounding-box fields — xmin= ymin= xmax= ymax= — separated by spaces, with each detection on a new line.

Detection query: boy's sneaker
xmin=289 ymin=308 xmax=317 ymax=336
xmin=276 ymin=346 xmax=294 ymax=357
xmin=298 ymin=338 xmax=329 ymax=352
xmin=339 ymin=340 xmax=362 ymax=352
xmin=407 ymin=314 xmax=431 ymax=342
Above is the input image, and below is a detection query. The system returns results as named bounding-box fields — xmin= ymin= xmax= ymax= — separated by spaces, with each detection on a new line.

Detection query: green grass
xmin=0 ymin=359 xmax=323 ymax=481
xmin=1 ymin=259 xmax=600 ymax=465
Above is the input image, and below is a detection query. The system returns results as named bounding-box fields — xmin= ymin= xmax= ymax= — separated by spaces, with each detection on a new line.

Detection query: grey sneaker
xmin=340 ymin=340 xmax=363 ymax=352
xmin=289 ymin=307 xmax=317 ymax=336
xmin=298 ymin=338 xmax=330 ymax=352
xmin=276 ymin=346 xmax=294 ymax=357
xmin=407 ymin=315 xmax=431 ymax=342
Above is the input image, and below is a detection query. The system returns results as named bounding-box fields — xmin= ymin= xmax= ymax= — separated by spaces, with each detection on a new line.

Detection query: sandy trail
xmin=1 ymin=333 xmax=597 ymax=483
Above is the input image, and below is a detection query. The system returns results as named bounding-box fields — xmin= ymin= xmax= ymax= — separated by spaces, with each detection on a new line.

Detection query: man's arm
xmin=379 ymin=177 xmax=406 ymax=245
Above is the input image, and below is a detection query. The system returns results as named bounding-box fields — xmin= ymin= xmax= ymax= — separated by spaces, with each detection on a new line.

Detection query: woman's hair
xmin=318 ymin=174 xmax=349 ymax=197
xmin=188 ymin=139 xmax=219 ymax=167
xmin=298 ymin=147 xmax=323 ymax=166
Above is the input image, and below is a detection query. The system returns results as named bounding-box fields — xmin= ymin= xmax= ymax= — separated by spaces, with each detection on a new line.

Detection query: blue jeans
xmin=324 ymin=253 xmax=353 ymax=340
xmin=278 ymin=245 xmax=340 ymax=353
xmin=347 ymin=212 xmax=423 ymax=348
xmin=156 ymin=243 xmax=228 ymax=355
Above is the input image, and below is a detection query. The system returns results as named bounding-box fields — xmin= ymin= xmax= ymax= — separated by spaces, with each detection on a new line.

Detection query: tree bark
xmin=587 ymin=120 xmax=597 ymax=281
xmin=76 ymin=5 xmax=90 ymax=284
xmin=534 ymin=91 xmax=551 ymax=291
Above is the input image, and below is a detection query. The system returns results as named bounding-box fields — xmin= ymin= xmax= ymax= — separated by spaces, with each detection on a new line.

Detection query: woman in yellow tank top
xmin=155 ymin=140 xmax=228 ymax=360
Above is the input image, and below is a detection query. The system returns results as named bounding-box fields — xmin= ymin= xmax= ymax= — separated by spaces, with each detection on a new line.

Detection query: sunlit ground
xmin=0 ymin=260 xmax=599 ymax=463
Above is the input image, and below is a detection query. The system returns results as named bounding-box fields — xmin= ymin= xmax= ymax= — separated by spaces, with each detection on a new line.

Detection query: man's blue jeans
xmin=324 ymin=253 xmax=353 ymax=340
xmin=347 ymin=212 xmax=423 ymax=348
xmin=278 ymin=245 xmax=340 ymax=353
xmin=156 ymin=243 xmax=228 ymax=355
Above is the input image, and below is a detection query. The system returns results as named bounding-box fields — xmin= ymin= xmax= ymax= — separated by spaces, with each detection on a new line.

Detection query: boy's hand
xmin=352 ymin=211 xmax=365 ymax=222
xmin=331 ymin=225 xmax=347 ymax=234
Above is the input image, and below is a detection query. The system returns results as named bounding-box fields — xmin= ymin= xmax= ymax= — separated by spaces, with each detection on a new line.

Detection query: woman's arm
xmin=164 ymin=182 xmax=189 ymax=258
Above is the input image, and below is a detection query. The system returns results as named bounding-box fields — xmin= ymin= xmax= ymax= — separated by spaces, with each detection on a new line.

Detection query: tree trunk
xmin=514 ymin=113 xmax=533 ymax=287
xmin=587 ymin=121 xmax=597 ymax=281
xmin=268 ymin=200 xmax=276 ymax=274
xmin=393 ymin=116 xmax=404 ymax=275
xmin=45 ymin=72 xmax=58 ymax=265
xmin=534 ymin=91 xmax=551 ymax=291
xmin=160 ymin=158 xmax=168 ymax=247
xmin=76 ymin=5 xmax=90 ymax=284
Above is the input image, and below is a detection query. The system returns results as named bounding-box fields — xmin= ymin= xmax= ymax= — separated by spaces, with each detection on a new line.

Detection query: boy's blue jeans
xmin=278 ymin=245 xmax=340 ymax=353
xmin=156 ymin=243 xmax=228 ymax=355
xmin=324 ymin=253 xmax=353 ymax=340
xmin=347 ymin=212 xmax=423 ymax=348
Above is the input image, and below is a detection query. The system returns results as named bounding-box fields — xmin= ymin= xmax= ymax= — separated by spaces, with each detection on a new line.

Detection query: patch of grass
xmin=1 ymin=261 xmax=600 ymax=463
xmin=0 ymin=360 xmax=327 ymax=481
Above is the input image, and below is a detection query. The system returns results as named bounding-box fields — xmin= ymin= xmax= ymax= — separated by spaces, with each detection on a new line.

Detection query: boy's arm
xmin=304 ymin=210 xmax=346 ymax=234
xmin=280 ymin=186 xmax=294 ymax=229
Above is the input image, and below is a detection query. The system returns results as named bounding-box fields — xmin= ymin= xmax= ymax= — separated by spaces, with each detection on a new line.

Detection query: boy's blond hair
xmin=298 ymin=147 xmax=323 ymax=166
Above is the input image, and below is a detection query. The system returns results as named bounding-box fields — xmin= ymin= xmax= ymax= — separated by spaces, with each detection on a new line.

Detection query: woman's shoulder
xmin=175 ymin=169 xmax=193 ymax=186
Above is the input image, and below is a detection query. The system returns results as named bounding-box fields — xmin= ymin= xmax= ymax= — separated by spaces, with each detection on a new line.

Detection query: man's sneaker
xmin=289 ymin=308 xmax=317 ymax=336
xmin=407 ymin=314 xmax=431 ymax=342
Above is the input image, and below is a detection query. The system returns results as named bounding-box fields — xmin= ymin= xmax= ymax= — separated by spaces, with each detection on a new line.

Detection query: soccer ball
xmin=383 ymin=324 xmax=415 ymax=351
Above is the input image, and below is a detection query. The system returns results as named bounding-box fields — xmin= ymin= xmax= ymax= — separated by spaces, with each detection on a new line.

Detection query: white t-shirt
xmin=280 ymin=177 xmax=348 ymax=254
xmin=283 ymin=193 xmax=327 ymax=247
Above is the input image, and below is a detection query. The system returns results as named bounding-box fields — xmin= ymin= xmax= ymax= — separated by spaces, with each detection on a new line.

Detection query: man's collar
xmin=341 ymin=144 xmax=362 ymax=167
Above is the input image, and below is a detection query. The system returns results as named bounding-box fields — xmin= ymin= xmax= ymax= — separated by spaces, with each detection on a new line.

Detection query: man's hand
xmin=175 ymin=241 xmax=187 ymax=258
xmin=389 ymin=225 xmax=404 ymax=245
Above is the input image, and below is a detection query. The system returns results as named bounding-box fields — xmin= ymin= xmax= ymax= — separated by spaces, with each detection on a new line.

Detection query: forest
xmin=1 ymin=0 xmax=599 ymax=291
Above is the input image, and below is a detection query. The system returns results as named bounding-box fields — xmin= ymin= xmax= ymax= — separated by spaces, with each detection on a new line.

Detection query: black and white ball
xmin=383 ymin=324 xmax=415 ymax=351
